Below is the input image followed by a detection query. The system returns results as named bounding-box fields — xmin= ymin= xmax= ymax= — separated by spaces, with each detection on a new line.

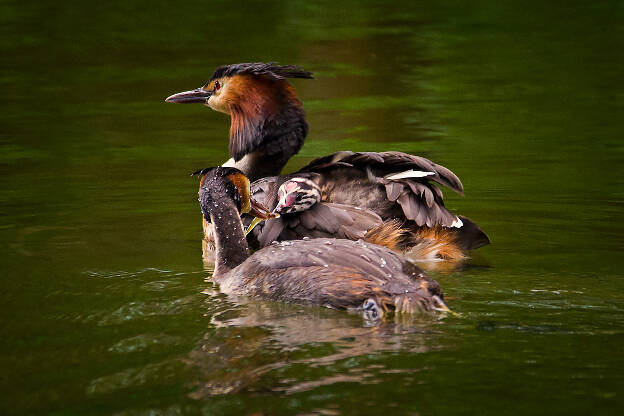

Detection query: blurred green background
xmin=1 ymin=0 xmax=623 ymax=415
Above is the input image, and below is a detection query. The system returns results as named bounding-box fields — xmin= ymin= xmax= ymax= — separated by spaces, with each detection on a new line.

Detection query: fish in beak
xmin=245 ymin=199 xmax=279 ymax=236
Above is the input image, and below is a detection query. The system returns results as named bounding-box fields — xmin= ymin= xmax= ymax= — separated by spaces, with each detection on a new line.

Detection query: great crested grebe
xmin=167 ymin=63 xmax=312 ymax=181
xmin=166 ymin=62 xmax=489 ymax=256
xmin=195 ymin=166 xmax=450 ymax=318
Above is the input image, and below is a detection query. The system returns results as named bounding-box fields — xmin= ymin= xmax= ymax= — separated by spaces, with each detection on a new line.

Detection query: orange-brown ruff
xmin=197 ymin=167 xmax=450 ymax=319
xmin=219 ymin=75 xmax=303 ymax=161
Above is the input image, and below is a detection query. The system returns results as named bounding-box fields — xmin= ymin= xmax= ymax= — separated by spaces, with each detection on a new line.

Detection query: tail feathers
xmin=364 ymin=221 xmax=472 ymax=261
xmin=405 ymin=216 xmax=490 ymax=261
xmin=455 ymin=216 xmax=490 ymax=251
xmin=363 ymin=220 xmax=406 ymax=252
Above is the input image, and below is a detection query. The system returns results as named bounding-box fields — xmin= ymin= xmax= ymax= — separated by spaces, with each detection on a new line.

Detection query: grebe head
xmin=192 ymin=167 xmax=250 ymax=220
xmin=167 ymin=63 xmax=314 ymax=163
xmin=192 ymin=167 xmax=274 ymax=221
xmin=274 ymin=178 xmax=321 ymax=214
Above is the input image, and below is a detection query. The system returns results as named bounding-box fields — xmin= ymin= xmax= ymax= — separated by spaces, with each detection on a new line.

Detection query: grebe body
xmin=198 ymin=167 xmax=449 ymax=318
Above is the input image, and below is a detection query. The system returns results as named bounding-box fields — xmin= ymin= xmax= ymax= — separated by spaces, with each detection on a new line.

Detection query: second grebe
xmin=196 ymin=166 xmax=450 ymax=318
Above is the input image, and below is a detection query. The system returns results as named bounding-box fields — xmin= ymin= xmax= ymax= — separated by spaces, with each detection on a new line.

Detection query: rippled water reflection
xmin=1 ymin=0 xmax=623 ymax=414
xmin=189 ymin=299 xmax=444 ymax=398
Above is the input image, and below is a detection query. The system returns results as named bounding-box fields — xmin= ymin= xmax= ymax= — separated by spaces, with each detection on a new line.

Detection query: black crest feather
xmin=209 ymin=62 xmax=314 ymax=81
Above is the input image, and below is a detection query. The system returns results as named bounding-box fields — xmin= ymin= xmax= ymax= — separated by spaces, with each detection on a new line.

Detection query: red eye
xmin=214 ymin=81 xmax=220 ymax=91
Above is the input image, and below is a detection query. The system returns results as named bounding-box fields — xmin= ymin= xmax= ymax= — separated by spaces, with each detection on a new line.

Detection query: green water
xmin=2 ymin=0 xmax=623 ymax=414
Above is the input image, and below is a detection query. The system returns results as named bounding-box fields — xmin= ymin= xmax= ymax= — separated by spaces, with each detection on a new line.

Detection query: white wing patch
xmin=450 ymin=217 xmax=463 ymax=228
xmin=385 ymin=170 xmax=435 ymax=180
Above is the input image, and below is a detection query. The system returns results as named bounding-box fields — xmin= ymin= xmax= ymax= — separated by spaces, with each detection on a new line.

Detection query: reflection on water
xmin=88 ymin=359 xmax=186 ymax=397
xmin=108 ymin=333 xmax=183 ymax=354
xmin=188 ymin=295 xmax=444 ymax=398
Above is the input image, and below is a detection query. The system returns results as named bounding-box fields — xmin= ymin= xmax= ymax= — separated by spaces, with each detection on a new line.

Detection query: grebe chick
xmin=197 ymin=167 xmax=450 ymax=318
xmin=248 ymin=177 xmax=473 ymax=261
xmin=246 ymin=177 xmax=404 ymax=251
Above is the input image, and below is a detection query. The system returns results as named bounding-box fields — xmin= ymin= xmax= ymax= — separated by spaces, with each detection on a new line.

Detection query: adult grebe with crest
xmin=167 ymin=63 xmax=489 ymax=259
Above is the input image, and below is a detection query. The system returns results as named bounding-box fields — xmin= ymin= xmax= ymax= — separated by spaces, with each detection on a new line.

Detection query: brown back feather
xmin=296 ymin=151 xmax=466 ymax=227
xmin=214 ymin=238 xmax=441 ymax=315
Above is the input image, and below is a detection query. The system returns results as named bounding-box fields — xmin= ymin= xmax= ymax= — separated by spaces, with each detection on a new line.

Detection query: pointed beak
xmin=165 ymin=88 xmax=212 ymax=104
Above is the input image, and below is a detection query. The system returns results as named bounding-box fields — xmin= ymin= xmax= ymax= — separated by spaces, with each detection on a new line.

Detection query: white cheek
xmin=206 ymin=96 xmax=215 ymax=109
xmin=207 ymin=94 xmax=230 ymax=114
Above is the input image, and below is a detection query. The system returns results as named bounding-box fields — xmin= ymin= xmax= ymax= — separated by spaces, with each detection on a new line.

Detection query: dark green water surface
xmin=2 ymin=1 xmax=623 ymax=414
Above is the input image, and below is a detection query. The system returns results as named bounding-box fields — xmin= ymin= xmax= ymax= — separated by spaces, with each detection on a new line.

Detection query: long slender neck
xmin=226 ymin=83 xmax=308 ymax=182
xmin=224 ymin=124 xmax=306 ymax=182
xmin=209 ymin=199 xmax=250 ymax=277
xmin=222 ymin=152 xmax=282 ymax=183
